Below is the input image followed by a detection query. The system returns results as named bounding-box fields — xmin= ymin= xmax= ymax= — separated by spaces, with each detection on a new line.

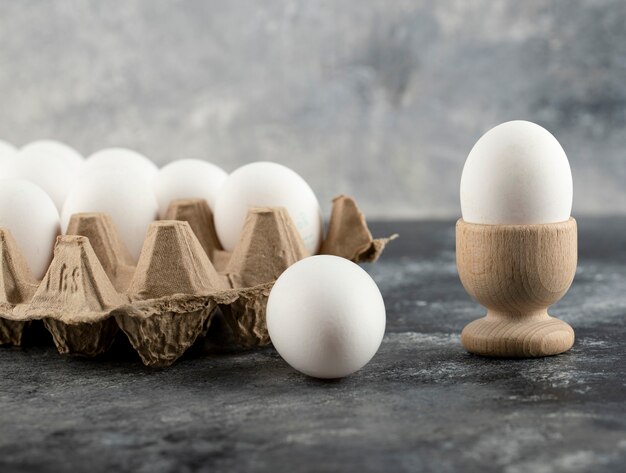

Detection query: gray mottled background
xmin=0 ymin=0 xmax=625 ymax=219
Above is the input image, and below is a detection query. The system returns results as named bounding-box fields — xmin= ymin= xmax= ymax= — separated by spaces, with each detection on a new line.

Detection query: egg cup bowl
xmin=456 ymin=218 xmax=577 ymax=358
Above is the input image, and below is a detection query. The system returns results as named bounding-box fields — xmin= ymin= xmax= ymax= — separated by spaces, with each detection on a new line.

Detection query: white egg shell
xmin=266 ymin=255 xmax=386 ymax=379
xmin=0 ymin=139 xmax=17 ymax=161
xmin=214 ymin=162 xmax=322 ymax=254
xmin=154 ymin=159 xmax=228 ymax=218
xmin=460 ymin=120 xmax=573 ymax=225
xmin=0 ymin=179 xmax=60 ymax=279
xmin=0 ymin=140 xmax=17 ymax=179
xmin=62 ymin=169 xmax=159 ymax=260
xmin=83 ymin=148 xmax=158 ymax=181
xmin=21 ymin=140 xmax=84 ymax=170
xmin=8 ymin=150 xmax=78 ymax=212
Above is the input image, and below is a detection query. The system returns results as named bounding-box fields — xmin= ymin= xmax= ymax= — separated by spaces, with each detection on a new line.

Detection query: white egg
xmin=0 ymin=140 xmax=17 ymax=178
xmin=0 ymin=139 xmax=17 ymax=159
xmin=154 ymin=159 xmax=228 ymax=218
xmin=460 ymin=120 xmax=573 ymax=225
xmin=267 ymin=255 xmax=386 ymax=379
xmin=0 ymin=179 xmax=60 ymax=279
xmin=83 ymin=148 xmax=158 ymax=181
xmin=62 ymin=169 xmax=159 ymax=260
xmin=8 ymin=150 xmax=78 ymax=212
xmin=214 ymin=162 xmax=322 ymax=254
xmin=21 ymin=140 xmax=84 ymax=170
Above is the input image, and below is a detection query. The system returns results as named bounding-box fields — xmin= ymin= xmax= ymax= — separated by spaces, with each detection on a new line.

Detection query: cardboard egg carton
xmin=0 ymin=195 xmax=396 ymax=367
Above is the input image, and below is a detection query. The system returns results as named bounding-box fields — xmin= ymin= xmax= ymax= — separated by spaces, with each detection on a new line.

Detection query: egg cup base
xmin=461 ymin=313 xmax=575 ymax=357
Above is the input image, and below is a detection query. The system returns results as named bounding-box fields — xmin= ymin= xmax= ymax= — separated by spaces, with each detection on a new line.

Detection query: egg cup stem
xmin=456 ymin=218 xmax=577 ymax=357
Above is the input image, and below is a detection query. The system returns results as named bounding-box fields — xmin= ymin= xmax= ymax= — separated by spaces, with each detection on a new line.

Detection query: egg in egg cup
xmin=458 ymin=120 xmax=577 ymax=357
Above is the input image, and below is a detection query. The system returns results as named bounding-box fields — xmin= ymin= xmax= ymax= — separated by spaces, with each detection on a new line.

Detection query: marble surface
xmin=0 ymin=219 xmax=624 ymax=473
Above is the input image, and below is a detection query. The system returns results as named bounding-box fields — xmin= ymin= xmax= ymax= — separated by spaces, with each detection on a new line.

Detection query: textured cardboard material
xmin=0 ymin=229 xmax=38 ymax=345
xmin=18 ymin=235 xmax=125 ymax=356
xmin=66 ymin=213 xmax=135 ymax=292
xmin=163 ymin=199 xmax=223 ymax=260
xmin=321 ymin=195 xmax=398 ymax=262
xmin=0 ymin=195 xmax=394 ymax=366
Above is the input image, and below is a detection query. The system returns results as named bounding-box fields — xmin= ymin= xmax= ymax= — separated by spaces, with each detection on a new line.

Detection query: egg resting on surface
xmin=0 ymin=179 xmax=60 ymax=279
xmin=7 ymin=150 xmax=79 ymax=212
xmin=460 ymin=120 xmax=573 ymax=225
xmin=154 ymin=159 xmax=228 ymax=218
xmin=214 ymin=161 xmax=322 ymax=254
xmin=21 ymin=140 xmax=84 ymax=170
xmin=62 ymin=169 xmax=158 ymax=261
xmin=266 ymin=255 xmax=386 ymax=379
xmin=83 ymin=148 xmax=158 ymax=182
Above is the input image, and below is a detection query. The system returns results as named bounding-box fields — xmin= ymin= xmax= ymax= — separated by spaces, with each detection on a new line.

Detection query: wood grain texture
xmin=456 ymin=218 xmax=577 ymax=357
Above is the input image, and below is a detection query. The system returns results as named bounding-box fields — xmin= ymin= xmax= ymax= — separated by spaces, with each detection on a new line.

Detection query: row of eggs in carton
xmin=0 ymin=139 xmax=325 ymax=279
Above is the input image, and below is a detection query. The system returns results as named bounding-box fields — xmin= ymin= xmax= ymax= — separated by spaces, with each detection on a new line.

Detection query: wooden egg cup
xmin=456 ymin=218 xmax=577 ymax=358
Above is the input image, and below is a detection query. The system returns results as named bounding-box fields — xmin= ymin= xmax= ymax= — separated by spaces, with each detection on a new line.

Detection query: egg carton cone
xmin=321 ymin=195 xmax=398 ymax=262
xmin=0 ymin=229 xmax=38 ymax=345
xmin=0 ymin=195 xmax=395 ymax=367
xmin=65 ymin=213 xmax=136 ymax=292
xmin=163 ymin=199 xmax=223 ymax=262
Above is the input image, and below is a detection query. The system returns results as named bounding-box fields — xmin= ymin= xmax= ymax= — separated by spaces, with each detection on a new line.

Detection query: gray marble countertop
xmin=0 ymin=219 xmax=624 ymax=473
